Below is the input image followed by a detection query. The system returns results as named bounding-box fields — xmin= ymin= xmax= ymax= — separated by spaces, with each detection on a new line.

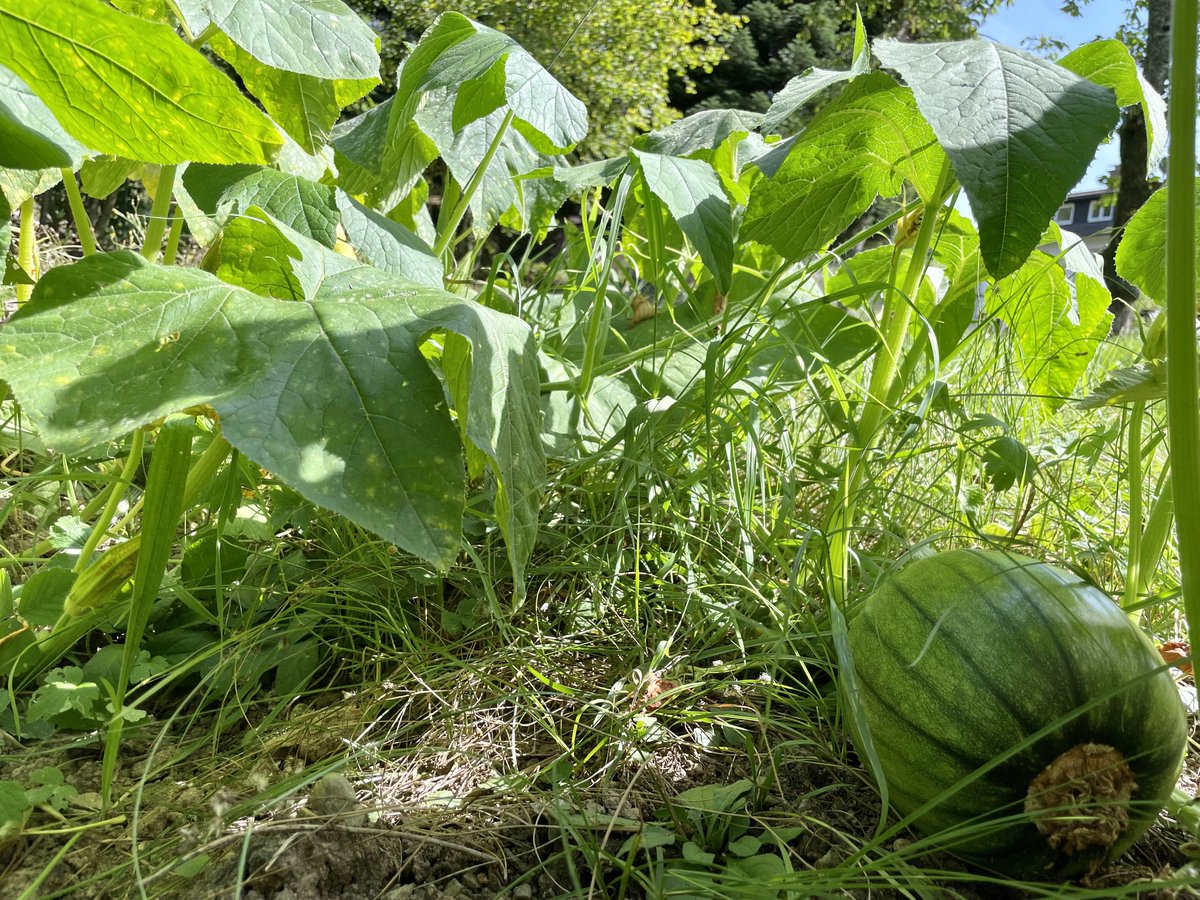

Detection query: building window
xmin=1087 ymin=199 xmax=1115 ymax=223
xmin=1053 ymin=203 xmax=1075 ymax=225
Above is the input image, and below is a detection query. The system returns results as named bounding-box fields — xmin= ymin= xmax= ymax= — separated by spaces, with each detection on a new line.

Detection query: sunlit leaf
xmin=632 ymin=150 xmax=733 ymax=294
xmin=0 ymin=252 xmax=544 ymax=576
xmin=875 ymin=39 xmax=1118 ymax=280
xmin=1116 ymin=182 xmax=1200 ymax=303
xmin=196 ymin=0 xmax=379 ymax=80
xmin=0 ymin=0 xmax=280 ymax=164
xmin=0 ymin=63 xmax=86 ymax=170
xmin=1060 ymin=39 xmax=1166 ymax=169
xmin=743 ymin=73 xmax=944 ymax=261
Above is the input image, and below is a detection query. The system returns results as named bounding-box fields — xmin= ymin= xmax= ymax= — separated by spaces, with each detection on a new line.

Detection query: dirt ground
xmin=2 ymin=670 xmax=1198 ymax=899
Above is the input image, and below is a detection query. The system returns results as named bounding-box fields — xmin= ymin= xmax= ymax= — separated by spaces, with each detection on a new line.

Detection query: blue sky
xmin=980 ymin=0 xmax=1132 ymax=52
xmin=979 ymin=0 xmax=1134 ymax=190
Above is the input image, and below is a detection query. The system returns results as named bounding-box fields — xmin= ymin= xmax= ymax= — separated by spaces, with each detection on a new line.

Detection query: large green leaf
xmin=415 ymin=97 xmax=546 ymax=235
xmin=985 ymin=251 xmax=1112 ymax=409
xmin=79 ymin=157 xmax=142 ymax=199
xmin=761 ymin=10 xmax=869 ymax=135
xmin=194 ymin=0 xmax=378 ymax=80
xmin=333 ymin=12 xmax=586 ymax=208
xmin=421 ymin=15 xmax=586 ymax=153
xmin=202 ymin=206 xmax=308 ymax=301
xmin=1060 ymin=39 xmax=1166 ymax=170
xmin=0 ymin=252 xmax=544 ymax=577
xmin=874 ymin=40 xmax=1118 ymax=281
xmin=638 ymin=110 xmax=762 ymax=158
xmin=742 ymin=73 xmax=944 ymax=261
xmin=211 ymin=34 xmax=373 ymax=154
xmin=336 ymin=191 xmax=442 ymax=288
xmin=0 ymin=64 xmax=86 ymax=170
xmin=331 ymin=14 xmax=476 ymax=208
xmin=0 ymin=166 xmax=62 ymax=208
xmin=183 ymin=165 xmax=340 ymax=247
xmin=0 ymin=0 xmax=280 ymax=165
xmin=1116 ymin=182 xmax=1200 ymax=303
xmin=632 ymin=150 xmax=733 ymax=294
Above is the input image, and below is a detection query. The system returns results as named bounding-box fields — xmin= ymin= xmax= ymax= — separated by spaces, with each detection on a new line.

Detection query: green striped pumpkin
xmin=846 ymin=548 xmax=1188 ymax=880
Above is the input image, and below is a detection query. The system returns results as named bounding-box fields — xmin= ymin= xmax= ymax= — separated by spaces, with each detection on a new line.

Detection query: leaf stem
xmin=73 ymin=430 xmax=145 ymax=575
xmin=433 ymin=110 xmax=516 ymax=260
xmin=61 ymin=170 xmax=97 ymax=257
xmin=827 ymin=160 xmax=955 ymax=605
xmin=1122 ymin=401 xmax=1145 ymax=617
xmin=162 ymin=202 xmax=185 ymax=266
xmin=140 ymin=165 xmax=177 ymax=262
xmin=15 ymin=198 xmax=36 ymax=304
xmin=1164 ymin=0 xmax=1199 ymax=658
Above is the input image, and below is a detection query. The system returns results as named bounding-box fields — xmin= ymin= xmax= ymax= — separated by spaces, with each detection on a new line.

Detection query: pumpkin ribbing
xmin=846 ymin=548 xmax=1187 ymax=880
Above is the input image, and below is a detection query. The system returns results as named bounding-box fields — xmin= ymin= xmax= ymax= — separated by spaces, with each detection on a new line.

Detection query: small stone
xmin=442 ymin=878 xmax=465 ymax=898
xmin=307 ymin=773 xmax=366 ymax=826
xmin=815 ymin=847 xmax=846 ymax=868
xmin=72 ymin=792 xmax=103 ymax=811
xmin=512 ymin=885 xmax=533 ymax=900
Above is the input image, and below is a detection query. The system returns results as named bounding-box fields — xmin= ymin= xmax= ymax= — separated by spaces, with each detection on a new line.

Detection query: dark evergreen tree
xmin=671 ymin=0 xmax=1004 ymax=118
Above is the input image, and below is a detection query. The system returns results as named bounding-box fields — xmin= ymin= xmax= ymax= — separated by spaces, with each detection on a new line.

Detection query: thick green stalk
xmin=1138 ymin=468 xmax=1173 ymax=594
xmin=1122 ymin=401 xmax=1146 ymax=617
xmin=140 ymin=165 xmax=177 ymax=262
xmin=433 ymin=110 xmax=516 ymax=260
xmin=61 ymin=170 xmax=97 ymax=257
xmin=161 ymin=203 xmax=185 ymax=266
xmin=73 ymin=430 xmax=145 ymax=575
xmin=827 ymin=162 xmax=955 ymax=604
xmin=15 ymin=198 xmax=35 ymax=303
xmin=577 ymin=174 xmax=632 ymax=401
xmin=1164 ymin=0 xmax=1199 ymax=659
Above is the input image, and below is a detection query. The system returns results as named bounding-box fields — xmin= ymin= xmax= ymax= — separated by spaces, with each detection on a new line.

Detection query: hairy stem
xmin=1164 ymin=0 xmax=1199 ymax=661
xmin=15 ymin=198 xmax=36 ymax=304
xmin=140 ymin=165 xmax=177 ymax=262
xmin=61 ymin=170 xmax=97 ymax=257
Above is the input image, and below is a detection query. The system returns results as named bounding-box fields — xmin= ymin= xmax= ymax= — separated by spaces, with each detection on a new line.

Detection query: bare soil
xmin=2 ymin=664 xmax=1198 ymax=899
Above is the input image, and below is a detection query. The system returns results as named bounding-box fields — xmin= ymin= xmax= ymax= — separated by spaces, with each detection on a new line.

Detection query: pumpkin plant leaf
xmin=183 ymin=165 xmax=340 ymax=248
xmin=1059 ymin=39 xmax=1167 ymax=170
xmin=638 ymin=109 xmax=762 ymax=158
xmin=335 ymin=191 xmax=442 ymax=288
xmin=873 ymin=39 xmax=1118 ymax=280
xmin=0 ymin=0 xmax=281 ymax=165
xmin=0 ymin=63 xmax=86 ymax=170
xmin=762 ymin=9 xmax=869 ymax=136
xmin=1116 ymin=182 xmax=1200 ymax=303
xmin=79 ymin=157 xmax=142 ymax=200
xmin=210 ymin=33 xmax=374 ymax=154
xmin=202 ymin=206 xmax=308 ymax=301
xmin=632 ymin=150 xmax=733 ymax=294
xmin=985 ymin=251 xmax=1112 ymax=409
xmin=421 ymin=15 xmax=587 ymax=153
xmin=415 ymin=97 xmax=544 ymax=234
xmin=195 ymin=0 xmax=379 ymax=81
xmin=0 ymin=252 xmax=544 ymax=576
xmin=743 ymin=73 xmax=945 ymax=261
xmin=1078 ymin=362 xmax=1167 ymax=409
xmin=331 ymin=13 xmax=479 ymax=208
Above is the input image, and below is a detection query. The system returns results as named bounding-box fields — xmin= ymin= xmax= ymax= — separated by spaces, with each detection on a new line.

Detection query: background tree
xmin=1104 ymin=0 xmax=1169 ymax=331
xmin=348 ymin=0 xmax=742 ymax=157
xmin=670 ymin=0 xmax=1007 ymax=118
